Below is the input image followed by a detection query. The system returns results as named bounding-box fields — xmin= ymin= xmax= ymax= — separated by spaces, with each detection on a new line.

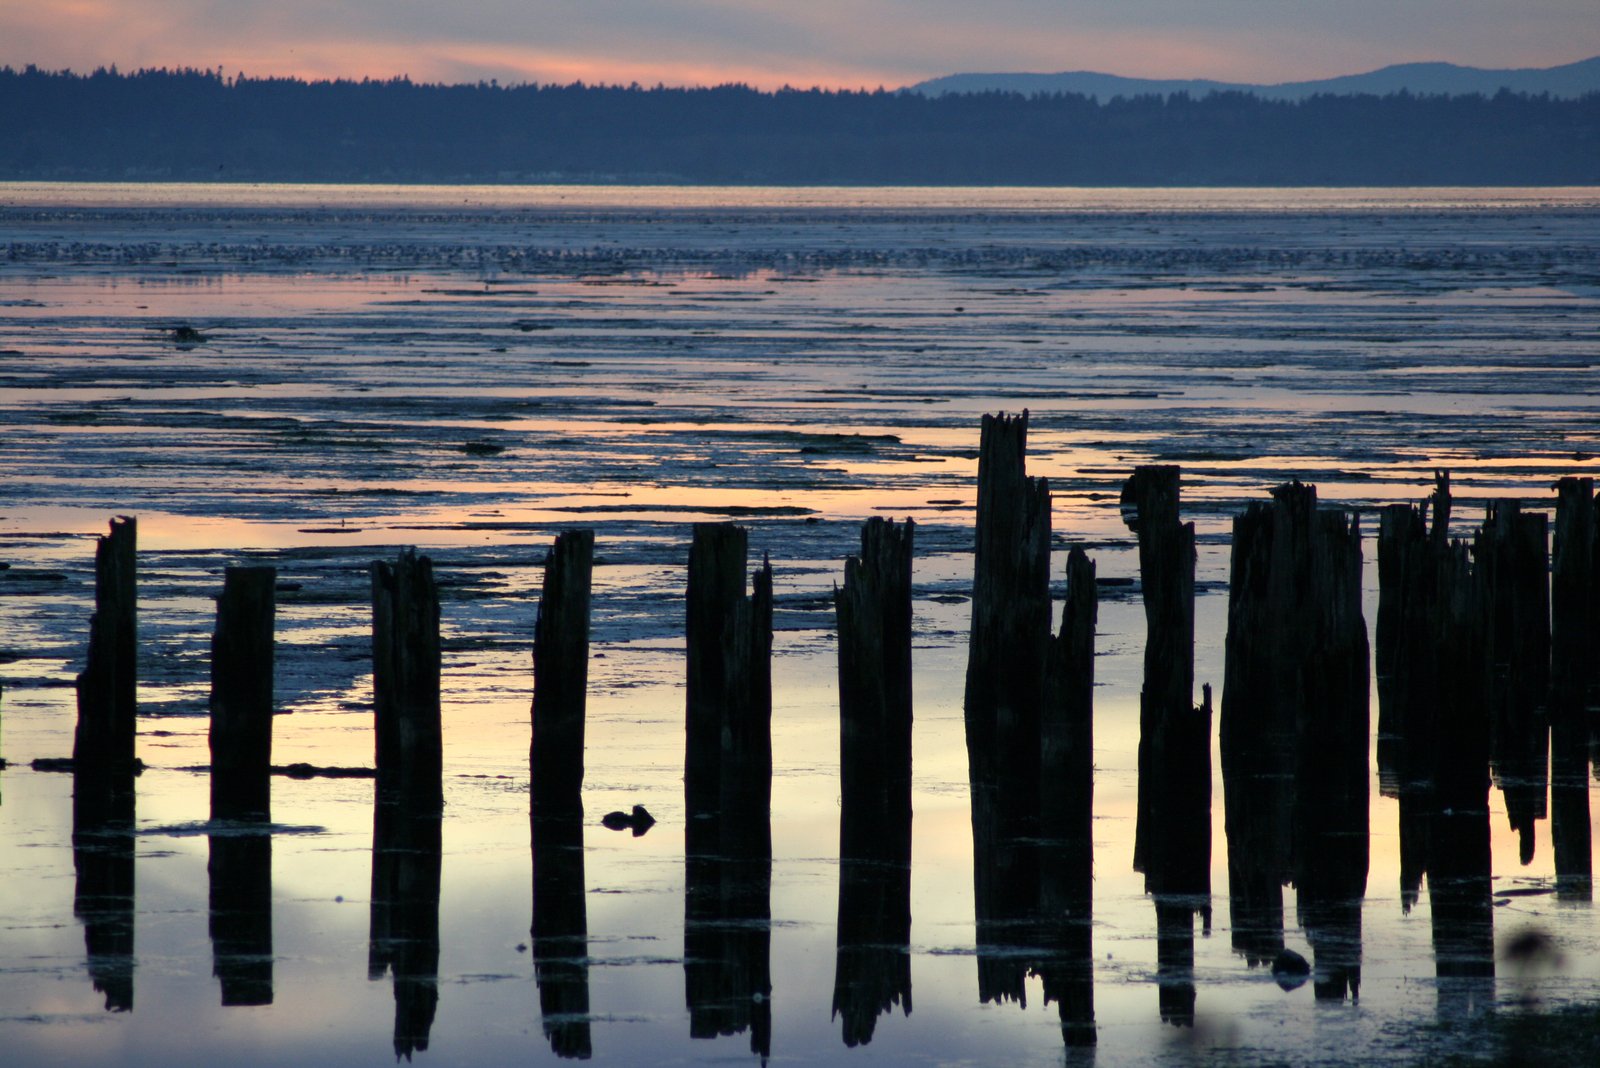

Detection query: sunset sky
xmin=4 ymin=0 xmax=1598 ymax=89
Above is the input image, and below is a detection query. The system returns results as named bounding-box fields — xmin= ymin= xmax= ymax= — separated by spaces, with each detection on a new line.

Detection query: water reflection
xmin=71 ymin=769 xmax=136 ymax=1012
xmin=531 ymin=812 xmax=592 ymax=1059
xmin=208 ymin=826 xmax=273 ymax=1007
xmin=369 ymin=797 xmax=443 ymax=1060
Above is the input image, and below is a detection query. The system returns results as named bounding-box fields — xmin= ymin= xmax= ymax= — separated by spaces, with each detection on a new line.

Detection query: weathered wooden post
xmin=74 ymin=516 xmax=138 ymax=773
xmin=1475 ymin=501 xmax=1550 ymax=866
xmin=683 ymin=522 xmax=774 ymax=1059
xmin=1376 ymin=471 xmax=1450 ymax=909
xmin=965 ymin=411 xmax=1051 ymax=1007
xmin=532 ymin=530 xmax=594 ymax=819
xmin=1428 ymin=541 xmax=1496 ymax=977
xmin=835 ymin=516 xmax=914 ymax=860
xmin=1551 ymin=476 xmax=1597 ymax=898
xmin=209 ymin=566 xmax=276 ymax=822
xmin=1039 ymin=545 xmax=1098 ymax=1048
xmin=833 ymin=516 xmax=914 ymax=1047
xmin=964 ymin=411 xmax=1051 ymax=844
xmin=371 ymin=548 xmax=442 ymax=810
xmin=1122 ymin=466 xmax=1208 ymax=902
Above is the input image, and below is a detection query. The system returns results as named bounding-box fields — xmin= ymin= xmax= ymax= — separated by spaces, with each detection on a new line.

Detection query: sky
xmin=4 ymin=0 xmax=1598 ymax=90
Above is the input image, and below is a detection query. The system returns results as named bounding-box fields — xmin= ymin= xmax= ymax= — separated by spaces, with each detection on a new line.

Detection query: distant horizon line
xmin=4 ymin=53 xmax=1598 ymax=95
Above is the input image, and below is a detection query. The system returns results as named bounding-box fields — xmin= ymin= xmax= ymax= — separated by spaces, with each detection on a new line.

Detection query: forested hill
xmin=3 ymin=66 xmax=1597 ymax=185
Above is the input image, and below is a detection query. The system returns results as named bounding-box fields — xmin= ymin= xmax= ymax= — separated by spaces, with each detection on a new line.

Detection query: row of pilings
xmin=22 ymin=412 xmax=1600 ymax=1055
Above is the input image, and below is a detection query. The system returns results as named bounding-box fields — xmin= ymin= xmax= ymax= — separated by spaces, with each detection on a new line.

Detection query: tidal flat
xmin=1 ymin=184 xmax=1599 ymax=1065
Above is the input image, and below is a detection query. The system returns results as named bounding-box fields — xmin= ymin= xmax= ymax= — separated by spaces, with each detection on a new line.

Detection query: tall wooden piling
xmin=372 ymin=548 xmax=442 ymax=810
xmin=74 ymin=516 xmax=138 ymax=773
xmin=1551 ymin=477 xmax=1597 ymax=897
xmin=835 ymin=516 xmax=914 ymax=860
xmin=209 ymin=566 xmax=277 ymax=823
xmin=964 ymin=411 xmax=1052 ymax=843
xmin=1475 ymin=502 xmax=1550 ymax=865
xmin=1121 ymin=466 xmax=1207 ymax=901
xmin=532 ymin=530 xmax=594 ymax=819
xmin=683 ymin=522 xmax=774 ymax=1059
xmin=833 ymin=516 xmax=915 ymax=1047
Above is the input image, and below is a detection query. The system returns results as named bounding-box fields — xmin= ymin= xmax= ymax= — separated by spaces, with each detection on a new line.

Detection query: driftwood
xmin=532 ymin=530 xmax=594 ymax=819
xmin=209 ymin=566 xmax=276 ymax=822
xmin=372 ymin=549 xmax=442 ymax=810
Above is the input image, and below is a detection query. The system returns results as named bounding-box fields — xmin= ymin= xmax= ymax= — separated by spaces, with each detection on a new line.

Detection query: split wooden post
xmin=209 ymin=565 xmax=277 ymax=822
xmin=371 ymin=548 xmax=442 ymax=810
xmin=74 ymin=516 xmax=138 ymax=773
xmin=532 ymin=530 xmax=594 ymax=818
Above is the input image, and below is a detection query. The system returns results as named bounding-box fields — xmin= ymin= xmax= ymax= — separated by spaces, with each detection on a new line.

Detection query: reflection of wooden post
xmin=532 ymin=530 xmax=594 ymax=818
xmin=74 ymin=516 xmax=138 ymax=773
xmin=1552 ymin=477 xmax=1596 ymax=898
xmin=210 ymin=566 xmax=276 ymax=822
xmin=372 ymin=549 xmax=442 ymax=810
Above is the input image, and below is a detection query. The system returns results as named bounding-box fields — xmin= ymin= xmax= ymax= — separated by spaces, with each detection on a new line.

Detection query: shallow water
xmin=1 ymin=184 xmax=1599 ymax=1065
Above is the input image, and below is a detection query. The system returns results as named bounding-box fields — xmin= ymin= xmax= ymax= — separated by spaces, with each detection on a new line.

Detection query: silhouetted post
xmin=1220 ymin=491 xmax=1294 ymax=965
xmin=683 ymin=523 xmax=774 ymax=1060
xmin=964 ymin=411 xmax=1052 ymax=1011
xmin=209 ymin=566 xmax=276 ymax=823
xmin=964 ymin=411 xmax=1051 ymax=851
xmin=372 ymin=549 xmax=442 ymax=810
xmin=1475 ymin=502 xmax=1550 ymax=866
xmin=532 ymin=530 xmax=594 ymax=819
xmin=1039 ymin=545 xmax=1098 ymax=1047
xmin=74 ymin=516 xmax=138 ymax=774
xmin=833 ymin=516 xmax=914 ymax=1047
xmin=1376 ymin=472 xmax=1450 ymax=909
xmin=1428 ymin=542 xmax=1496 ymax=978
xmin=1294 ymin=505 xmax=1369 ymax=1001
xmin=209 ymin=829 xmax=273 ymax=1006
xmin=836 ymin=516 xmax=914 ymax=861
xmin=1122 ymin=467 xmax=1208 ymax=900
xmin=1551 ymin=477 xmax=1596 ymax=898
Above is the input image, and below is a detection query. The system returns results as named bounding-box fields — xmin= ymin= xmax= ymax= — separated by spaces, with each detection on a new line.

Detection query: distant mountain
xmin=909 ymin=56 xmax=1600 ymax=100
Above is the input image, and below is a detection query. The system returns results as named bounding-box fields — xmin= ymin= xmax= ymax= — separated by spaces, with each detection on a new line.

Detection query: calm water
xmin=2 ymin=184 xmax=1599 ymax=1065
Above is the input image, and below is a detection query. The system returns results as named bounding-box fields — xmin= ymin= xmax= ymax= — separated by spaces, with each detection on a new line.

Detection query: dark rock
xmin=1272 ymin=948 xmax=1311 ymax=990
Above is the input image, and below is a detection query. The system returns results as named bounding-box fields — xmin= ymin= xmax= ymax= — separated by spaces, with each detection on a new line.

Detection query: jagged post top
xmin=1120 ymin=465 xmax=1181 ymax=534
